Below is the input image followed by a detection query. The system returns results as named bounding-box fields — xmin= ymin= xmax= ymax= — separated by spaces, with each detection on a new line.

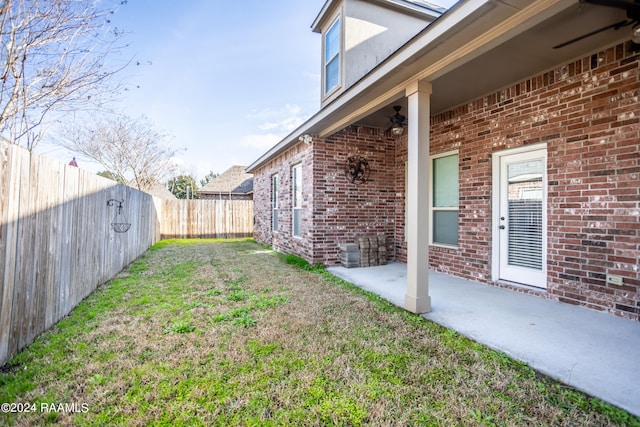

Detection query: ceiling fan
xmin=388 ymin=106 xmax=407 ymax=136
xmin=553 ymin=0 xmax=640 ymax=49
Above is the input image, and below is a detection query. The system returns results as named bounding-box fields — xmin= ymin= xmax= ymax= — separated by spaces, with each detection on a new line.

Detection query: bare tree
xmin=56 ymin=114 xmax=182 ymax=192
xmin=199 ymin=170 xmax=219 ymax=187
xmin=0 ymin=0 xmax=129 ymax=150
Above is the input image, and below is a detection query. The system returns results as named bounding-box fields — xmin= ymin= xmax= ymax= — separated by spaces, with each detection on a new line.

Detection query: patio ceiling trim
xmin=316 ymin=0 xmax=572 ymax=137
xmin=314 ymin=0 xmax=491 ymax=137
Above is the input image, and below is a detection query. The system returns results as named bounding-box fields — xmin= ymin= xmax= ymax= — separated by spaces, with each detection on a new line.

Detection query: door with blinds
xmin=496 ymin=147 xmax=547 ymax=288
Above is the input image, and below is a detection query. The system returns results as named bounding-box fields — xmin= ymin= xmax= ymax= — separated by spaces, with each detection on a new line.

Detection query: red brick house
xmin=247 ymin=0 xmax=640 ymax=320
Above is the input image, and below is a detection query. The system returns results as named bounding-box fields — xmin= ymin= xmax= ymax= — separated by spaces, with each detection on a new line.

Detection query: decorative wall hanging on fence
xmin=344 ymin=155 xmax=370 ymax=184
xmin=107 ymin=199 xmax=131 ymax=233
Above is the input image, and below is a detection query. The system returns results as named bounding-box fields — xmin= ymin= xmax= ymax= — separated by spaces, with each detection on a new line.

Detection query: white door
xmin=495 ymin=147 xmax=547 ymax=288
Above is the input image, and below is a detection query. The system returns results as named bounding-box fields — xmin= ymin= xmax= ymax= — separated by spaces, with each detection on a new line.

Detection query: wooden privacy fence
xmin=156 ymin=199 xmax=253 ymax=239
xmin=0 ymin=141 xmax=253 ymax=366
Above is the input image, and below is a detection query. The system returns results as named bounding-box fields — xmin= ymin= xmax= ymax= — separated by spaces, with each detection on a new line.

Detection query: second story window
xmin=324 ymin=17 xmax=341 ymax=96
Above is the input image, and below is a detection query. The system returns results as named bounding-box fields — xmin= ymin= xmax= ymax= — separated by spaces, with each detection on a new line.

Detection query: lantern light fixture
xmin=388 ymin=105 xmax=406 ymax=136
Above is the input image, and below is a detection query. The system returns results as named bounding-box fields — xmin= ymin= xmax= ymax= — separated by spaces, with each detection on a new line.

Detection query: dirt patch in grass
xmin=1 ymin=239 xmax=638 ymax=426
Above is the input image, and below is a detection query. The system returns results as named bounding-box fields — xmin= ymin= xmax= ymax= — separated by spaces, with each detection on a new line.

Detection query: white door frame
xmin=491 ymin=143 xmax=548 ymax=288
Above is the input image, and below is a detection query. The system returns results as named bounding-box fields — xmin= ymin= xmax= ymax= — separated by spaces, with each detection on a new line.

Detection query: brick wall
xmin=252 ymin=127 xmax=398 ymax=266
xmin=253 ymin=142 xmax=313 ymax=261
xmin=400 ymin=41 xmax=638 ymax=320
xmin=253 ymin=41 xmax=639 ymax=320
xmin=310 ymin=126 xmax=398 ymax=265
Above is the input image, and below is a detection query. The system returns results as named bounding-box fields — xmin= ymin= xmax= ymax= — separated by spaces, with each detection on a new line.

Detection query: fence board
xmin=0 ymin=142 xmax=16 ymax=363
xmin=46 ymin=160 xmax=65 ymax=329
xmin=0 ymin=143 xmax=253 ymax=366
xmin=12 ymin=147 xmax=32 ymax=352
xmin=157 ymin=199 xmax=253 ymax=239
xmin=31 ymin=154 xmax=49 ymax=345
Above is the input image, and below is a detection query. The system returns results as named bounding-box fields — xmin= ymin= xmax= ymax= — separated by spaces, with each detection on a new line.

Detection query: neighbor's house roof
xmin=197 ymin=165 xmax=254 ymax=196
xmin=145 ymin=182 xmax=177 ymax=199
xmin=248 ymin=0 xmax=621 ymax=173
xmin=121 ymin=178 xmax=176 ymax=199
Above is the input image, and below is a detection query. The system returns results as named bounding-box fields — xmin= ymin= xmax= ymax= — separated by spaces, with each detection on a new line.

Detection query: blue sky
xmin=40 ymin=0 xmax=457 ymax=181
xmin=108 ymin=0 xmax=326 ymax=180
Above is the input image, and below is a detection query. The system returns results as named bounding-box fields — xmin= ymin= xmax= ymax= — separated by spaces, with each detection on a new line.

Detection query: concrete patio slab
xmin=327 ymin=263 xmax=640 ymax=417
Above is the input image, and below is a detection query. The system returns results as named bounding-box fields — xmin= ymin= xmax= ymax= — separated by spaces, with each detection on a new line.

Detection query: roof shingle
xmin=198 ymin=165 xmax=253 ymax=195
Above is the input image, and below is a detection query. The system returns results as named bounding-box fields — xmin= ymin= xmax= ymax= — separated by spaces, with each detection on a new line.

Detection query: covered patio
xmin=327 ymin=263 xmax=640 ymax=417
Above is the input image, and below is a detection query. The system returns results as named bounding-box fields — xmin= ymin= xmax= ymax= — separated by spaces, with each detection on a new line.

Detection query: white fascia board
xmin=246 ymin=118 xmax=318 ymax=173
xmin=247 ymin=0 xmax=486 ymax=173
xmin=314 ymin=0 xmax=490 ymax=135
xmin=371 ymin=0 xmax=444 ymax=19
xmin=312 ymin=0 xmax=341 ymax=33
xmin=312 ymin=0 xmax=443 ymax=32
xmin=248 ymin=0 xmax=568 ymax=172
xmin=317 ymin=0 xmax=569 ymax=137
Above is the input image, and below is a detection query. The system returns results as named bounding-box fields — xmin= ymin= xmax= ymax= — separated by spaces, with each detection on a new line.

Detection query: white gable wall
xmin=318 ymin=0 xmax=435 ymax=106
xmin=344 ymin=0 xmax=433 ymax=88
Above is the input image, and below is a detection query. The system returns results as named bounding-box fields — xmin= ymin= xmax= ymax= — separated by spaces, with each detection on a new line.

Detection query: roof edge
xmin=370 ymin=0 xmax=446 ymax=18
xmin=248 ymin=0 xmax=486 ymax=173
xmin=246 ymin=123 xmax=313 ymax=173
xmin=312 ymin=0 xmax=445 ymax=33
xmin=312 ymin=0 xmax=339 ymax=33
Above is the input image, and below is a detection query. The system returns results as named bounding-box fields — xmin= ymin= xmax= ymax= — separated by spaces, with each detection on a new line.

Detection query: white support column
xmin=405 ymin=80 xmax=431 ymax=314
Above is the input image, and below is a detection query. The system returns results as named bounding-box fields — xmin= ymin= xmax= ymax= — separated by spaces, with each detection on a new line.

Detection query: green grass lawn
xmin=1 ymin=239 xmax=638 ymax=426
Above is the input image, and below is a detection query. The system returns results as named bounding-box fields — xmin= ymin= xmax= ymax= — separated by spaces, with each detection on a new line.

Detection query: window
xmin=292 ymin=164 xmax=302 ymax=238
xmin=430 ymin=152 xmax=459 ymax=246
xmin=324 ymin=17 xmax=341 ymax=96
xmin=272 ymin=174 xmax=279 ymax=232
xmin=404 ymin=161 xmax=408 ymax=242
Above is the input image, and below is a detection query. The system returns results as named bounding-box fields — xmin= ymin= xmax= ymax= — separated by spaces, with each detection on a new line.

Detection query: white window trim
xmin=404 ymin=160 xmax=408 ymax=243
xmin=292 ymin=164 xmax=302 ymax=238
xmin=272 ymin=174 xmax=279 ymax=233
xmin=429 ymin=150 xmax=459 ymax=248
xmin=322 ymin=13 xmax=343 ymax=99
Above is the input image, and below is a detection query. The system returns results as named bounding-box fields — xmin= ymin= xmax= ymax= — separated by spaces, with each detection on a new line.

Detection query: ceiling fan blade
xmin=553 ymin=19 xmax=631 ymax=49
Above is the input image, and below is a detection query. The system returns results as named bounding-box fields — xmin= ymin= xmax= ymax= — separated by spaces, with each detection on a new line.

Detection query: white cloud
xmin=248 ymin=104 xmax=308 ymax=134
xmin=240 ymin=133 xmax=283 ymax=150
xmin=237 ymin=103 xmax=312 ymax=154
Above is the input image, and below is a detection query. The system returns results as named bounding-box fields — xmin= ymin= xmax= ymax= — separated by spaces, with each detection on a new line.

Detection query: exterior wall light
xmin=299 ymin=134 xmax=313 ymax=144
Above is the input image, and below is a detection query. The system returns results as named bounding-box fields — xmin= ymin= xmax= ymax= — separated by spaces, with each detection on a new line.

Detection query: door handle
xmin=499 ymin=225 xmax=505 ymax=230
